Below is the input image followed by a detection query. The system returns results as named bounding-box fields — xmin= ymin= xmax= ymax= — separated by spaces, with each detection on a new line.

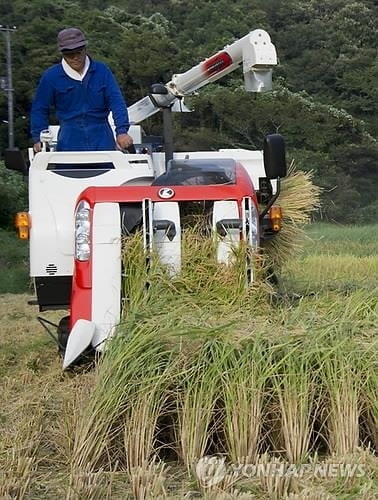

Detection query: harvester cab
xmin=5 ymin=29 xmax=286 ymax=368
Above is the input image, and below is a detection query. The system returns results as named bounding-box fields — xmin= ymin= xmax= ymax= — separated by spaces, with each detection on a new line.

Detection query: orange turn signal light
xmin=15 ymin=212 xmax=30 ymax=240
xmin=269 ymin=205 xmax=282 ymax=232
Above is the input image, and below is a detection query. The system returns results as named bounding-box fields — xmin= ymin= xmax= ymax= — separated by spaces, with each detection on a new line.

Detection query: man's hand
xmin=116 ymin=133 xmax=133 ymax=150
xmin=33 ymin=142 xmax=42 ymax=153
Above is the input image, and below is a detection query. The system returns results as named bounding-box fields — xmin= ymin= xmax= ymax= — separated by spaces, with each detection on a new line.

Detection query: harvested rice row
xmin=68 ymin=170 xmax=376 ymax=499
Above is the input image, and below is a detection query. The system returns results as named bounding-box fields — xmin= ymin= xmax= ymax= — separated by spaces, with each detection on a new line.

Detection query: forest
xmin=0 ymin=0 xmax=377 ymax=224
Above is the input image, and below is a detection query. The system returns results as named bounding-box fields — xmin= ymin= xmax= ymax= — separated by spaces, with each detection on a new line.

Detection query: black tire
xmin=57 ymin=315 xmax=70 ymax=357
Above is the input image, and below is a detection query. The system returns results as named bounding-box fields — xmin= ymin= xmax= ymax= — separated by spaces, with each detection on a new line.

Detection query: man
xmin=31 ymin=27 xmax=133 ymax=152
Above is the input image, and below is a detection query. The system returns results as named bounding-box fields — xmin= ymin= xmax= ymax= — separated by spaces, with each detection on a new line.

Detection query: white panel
xmin=63 ymin=319 xmax=96 ymax=369
xmin=91 ymin=203 xmax=121 ymax=349
xmin=128 ymin=96 xmax=160 ymax=124
xmin=31 ymin=150 xmax=155 ymax=170
xmin=29 ymin=151 xmax=153 ymax=278
xmin=142 ymin=199 xmax=153 ymax=254
xmin=153 ymin=202 xmax=181 ymax=275
xmin=242 ymin=197 xmax=255 ymax=285
xmin=213 ymin=201 xmax=240 ymax=264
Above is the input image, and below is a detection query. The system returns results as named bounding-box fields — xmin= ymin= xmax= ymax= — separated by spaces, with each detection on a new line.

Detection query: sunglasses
xmin=62 ymin=47 xmax=86 ymax=58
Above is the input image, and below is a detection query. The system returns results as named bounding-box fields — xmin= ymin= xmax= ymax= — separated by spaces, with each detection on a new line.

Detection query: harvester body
xmin=24 ymin=146 xmax=281 ymax=368
xmin=5 ymin=29 xmax=286 ymax=368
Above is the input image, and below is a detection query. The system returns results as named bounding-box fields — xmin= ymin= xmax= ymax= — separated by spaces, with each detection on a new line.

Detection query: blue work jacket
xmin=31 ymin=59 xmax=130 ymax=151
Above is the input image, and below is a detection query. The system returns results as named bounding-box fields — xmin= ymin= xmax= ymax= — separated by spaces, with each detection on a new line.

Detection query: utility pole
xmin=0 ymin=25 xmax=16 ymax=149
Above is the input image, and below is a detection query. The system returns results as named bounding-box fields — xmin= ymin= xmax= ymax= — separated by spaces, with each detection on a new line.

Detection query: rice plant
xmin=264 ymin=165 xmax=321 ymax=268
xmin=317 ymin=340 xmax=361 ymax=456
xmin=272 ymin=343 xmax=318 ymax=463
xmin=362 ymin=347 xmax=378 ymax=450
xmin=128 ymin=460 xmax=168 ymax=500
xmin=257 ymin=452 xmax=295 ymax=499
xmin=64 ymin=168 xmax=378 ymax=499
xmin=66 ymin=467 xmax=112 ymax=500
xmin=122 ymin=344 xmax=179 ymax=496
xmin=177 ymin=339 xmax=225 ymax=473
xmin=220 ymin=339 xmax=270 ymax=464
xmin=70 ymin=322 xmax=173 ymax=471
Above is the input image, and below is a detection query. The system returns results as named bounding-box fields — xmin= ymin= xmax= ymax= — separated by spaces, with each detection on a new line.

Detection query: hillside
xmin=0 ymin=0 xmax=377 ymax=222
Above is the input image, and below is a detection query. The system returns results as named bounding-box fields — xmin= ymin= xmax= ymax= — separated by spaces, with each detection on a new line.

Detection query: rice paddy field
xmin=0 ymin=217 xmax=377 ymax=497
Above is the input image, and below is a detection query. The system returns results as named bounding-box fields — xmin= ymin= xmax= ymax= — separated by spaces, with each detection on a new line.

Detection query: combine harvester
xmin=6 ymin=29 xmax=287 ymax=368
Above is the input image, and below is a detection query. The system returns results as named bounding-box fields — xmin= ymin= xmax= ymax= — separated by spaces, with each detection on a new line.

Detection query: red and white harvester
xmin=6 ymin=29 xmax=287 ymax=368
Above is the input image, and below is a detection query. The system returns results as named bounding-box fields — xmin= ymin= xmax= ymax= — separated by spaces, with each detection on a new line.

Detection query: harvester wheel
xmin=57 ymin=315 xmax=70 ymax=357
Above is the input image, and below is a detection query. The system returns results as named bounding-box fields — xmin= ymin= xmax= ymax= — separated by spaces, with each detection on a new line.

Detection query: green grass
xmin=303 ymin=223 xmax=378 ymax=257
xmin=281 ymin=223 xmax=378 ymax=294
xmin=0 ymin=228 xmax=29 ymax=293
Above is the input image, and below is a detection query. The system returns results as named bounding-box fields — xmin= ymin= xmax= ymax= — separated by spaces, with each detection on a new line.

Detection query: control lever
xmin=120 ymin=144 xmax=136 ymax=154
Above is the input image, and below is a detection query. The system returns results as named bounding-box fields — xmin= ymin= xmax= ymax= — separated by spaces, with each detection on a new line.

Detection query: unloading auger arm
xmin=128 ymin=29 xmax=277 ymax=124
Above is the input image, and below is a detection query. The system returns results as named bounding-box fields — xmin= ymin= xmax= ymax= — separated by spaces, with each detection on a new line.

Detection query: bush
xmin=0 ymin=161 xmax=28 ymax=228
xmin=0 ymin=228 xmax=29 ymax=293
xmin=356 ymin=201 xmax=378 ymax=224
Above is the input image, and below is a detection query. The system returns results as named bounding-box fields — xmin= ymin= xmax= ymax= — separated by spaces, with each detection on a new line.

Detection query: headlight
xmin=75 ymin=200 xmax=91 ymax=261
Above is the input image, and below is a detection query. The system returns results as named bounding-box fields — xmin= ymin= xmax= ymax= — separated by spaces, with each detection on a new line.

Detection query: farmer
xmin=31 ymin=27 xmax=133 ymax=152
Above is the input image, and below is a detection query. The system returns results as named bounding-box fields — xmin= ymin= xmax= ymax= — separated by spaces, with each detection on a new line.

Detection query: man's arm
xmin=31 ymin=72 xmax=54 ymax=152
xmin=104 ymin=67 xmax=133 ymax=149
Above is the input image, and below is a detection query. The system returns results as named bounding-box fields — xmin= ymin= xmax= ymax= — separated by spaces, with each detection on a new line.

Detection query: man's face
xmin=62 ymin=47 xmax=86 ymax=73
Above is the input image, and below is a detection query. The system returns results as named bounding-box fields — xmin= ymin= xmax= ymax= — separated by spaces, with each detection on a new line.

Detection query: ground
xmin=0 ymin=224 xmax=377 ymax=499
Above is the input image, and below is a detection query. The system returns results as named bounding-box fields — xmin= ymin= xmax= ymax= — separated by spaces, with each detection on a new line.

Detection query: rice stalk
xmin=50 ymin=373 xmax=94 ymax=467
xmin=0 ymin=399 xmax=44 ymax=499
xmin=0 ymin=452 xmax=35 ymax=500
xmin=318 ymin=342 xmax=361 ymax=456
xmin=361 ymin=344 xmax=378 ymax=449
xmin=121 ymin=232 xmax=152 ymax=315
xmin=70 ymin=323 xmax=173 ymax=473
xmin=265 ymin=165 xmax=321 ymax=268
xmin=365 ymin=372 xmax=378 ymax=449
xmin=66 ymin=466 xmax=112 ymax=500
xmin=177 ymin=340 xmax=225 ymax=473
xmin=273 ymin=344 xmax=318 ymax=462
xmin=177 ymin=228 xmax=250 ymax=309
xmin=221 ymin=339 xmax=269 ymax=464
xmin=128 ymin=459 xmax=168 ymax=500
xmin=123 ymin=354 xmax=178 ymax=471
xmin=258 ymin=452 xmax=296 ymax=499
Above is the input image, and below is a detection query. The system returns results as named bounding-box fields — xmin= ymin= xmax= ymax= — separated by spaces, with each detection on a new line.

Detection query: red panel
xmin=69 ymin=207 xmax=93 ymax=329
xmin=75 ymin=260 xmax=91 ymax=289
xmin=70 ymin=286 xmax=91 ymax=329
xmin=203 ymin=52 xmax=233 ymax=77
xmin=69 ymin=162 xmax=259 ymax=330
xmin=78 ymin=162 xmax=257 ymax=207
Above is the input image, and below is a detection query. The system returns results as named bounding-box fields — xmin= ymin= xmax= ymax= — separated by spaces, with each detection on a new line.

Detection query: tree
xmin=177 ymin=85 xmax=377 ymax=221
xmin=0 ymin=0 xmax=376 ymax=223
